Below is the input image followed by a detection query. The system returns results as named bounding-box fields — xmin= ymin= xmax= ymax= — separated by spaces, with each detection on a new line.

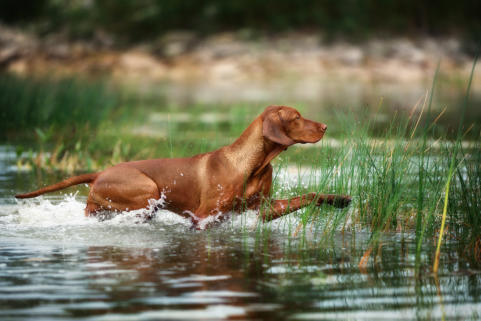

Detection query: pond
xmin=1 ymin=146 xmax=481 ymax=321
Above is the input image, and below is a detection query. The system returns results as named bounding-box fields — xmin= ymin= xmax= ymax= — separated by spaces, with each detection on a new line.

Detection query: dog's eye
xmin=295 ymin=114 xmax=300 ymax=120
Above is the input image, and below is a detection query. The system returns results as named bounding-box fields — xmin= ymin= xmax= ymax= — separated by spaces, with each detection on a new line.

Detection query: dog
xmin=16 ymin=106 xmax=351 ymax=228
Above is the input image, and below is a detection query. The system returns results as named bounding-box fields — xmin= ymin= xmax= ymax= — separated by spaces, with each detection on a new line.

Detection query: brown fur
xmin=15 ymin=106 xmax=351 ymax=228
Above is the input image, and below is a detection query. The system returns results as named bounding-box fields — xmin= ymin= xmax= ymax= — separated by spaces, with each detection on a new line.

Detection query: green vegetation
xmin=0 ymin=74 xmax=118 ymax=137
xmin=1 ymin=67 xmax=480 ymax=268
xmin=1 ymin=0 xmax=480 ymax=43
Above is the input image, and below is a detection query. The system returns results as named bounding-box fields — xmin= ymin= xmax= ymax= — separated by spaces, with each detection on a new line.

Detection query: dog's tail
xmin=15 ymin=173 xmax=99 ymax=199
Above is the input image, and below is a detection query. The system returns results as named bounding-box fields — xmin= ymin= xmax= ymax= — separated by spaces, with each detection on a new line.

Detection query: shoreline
xmin=1 ymin=25 xmax=478 ymax=86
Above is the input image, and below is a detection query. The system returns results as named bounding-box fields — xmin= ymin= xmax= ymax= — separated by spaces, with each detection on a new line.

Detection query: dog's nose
xmin=320 ymin=123 xmax=327 ymax=132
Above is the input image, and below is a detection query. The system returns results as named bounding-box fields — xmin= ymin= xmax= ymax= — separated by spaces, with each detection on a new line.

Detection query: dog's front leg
xmin=260 ymin=193 xmax=351 ymax=222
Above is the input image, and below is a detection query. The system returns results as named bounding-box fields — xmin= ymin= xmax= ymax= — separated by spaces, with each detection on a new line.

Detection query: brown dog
xmin=16 ymin=106 xmax=351 ymax=228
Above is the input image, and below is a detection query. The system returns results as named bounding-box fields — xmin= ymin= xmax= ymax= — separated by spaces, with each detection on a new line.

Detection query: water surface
xmin=1 ymin=146 xmax=481 ymax=321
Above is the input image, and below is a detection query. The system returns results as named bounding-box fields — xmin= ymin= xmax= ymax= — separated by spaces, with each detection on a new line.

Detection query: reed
xmin=0 ymin=73 xmax=118 ymax=137
xmin=5 ymin=64 xmax=481 ymax=264
xmin=415 ymin=63 xmax=439 ymax=273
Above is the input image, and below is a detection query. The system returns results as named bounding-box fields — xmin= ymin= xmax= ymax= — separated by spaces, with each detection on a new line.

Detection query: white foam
xmin=7 ymin=191 xmax=306 ymax=236
xmin=5 ymin=164 xmax=338 ymax=233
xmin=5 ymin=193 xmax=178 ymax=229
xmin=14 ymin=194 xmax=94 ymax=227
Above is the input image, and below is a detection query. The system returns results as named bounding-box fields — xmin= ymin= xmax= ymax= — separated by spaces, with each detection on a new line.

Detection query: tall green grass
xmin=261 ymin=96 xmax=480 ymax=266
xmin=3 ymin=66 xmax=481 ymax=265
xmin=0 ymin=73 xmax=118 ymax=138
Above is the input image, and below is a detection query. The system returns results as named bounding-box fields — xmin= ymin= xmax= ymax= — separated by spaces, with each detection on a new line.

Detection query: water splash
xmin=3 ymin=165 xmax=320 ymax=232
xmin=10 ymin=193 xmax=191 ymax=228
xmin=8 ymin=193 xmax=300 ymax=233
xmin=14 ymin=193 xmax=93 ymax=227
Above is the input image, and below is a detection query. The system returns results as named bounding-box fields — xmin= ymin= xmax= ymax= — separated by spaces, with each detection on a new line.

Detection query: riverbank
xmin=1 ymin=24 xmax=478 ymax=91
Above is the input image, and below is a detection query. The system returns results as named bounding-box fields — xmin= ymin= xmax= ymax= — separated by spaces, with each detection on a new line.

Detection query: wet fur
xmin=16 ymin=106 xmax=351 ymax=228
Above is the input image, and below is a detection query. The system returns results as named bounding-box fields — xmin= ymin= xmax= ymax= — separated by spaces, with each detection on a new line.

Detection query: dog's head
xmin=261 ymin=105 xmax=327 ymax=146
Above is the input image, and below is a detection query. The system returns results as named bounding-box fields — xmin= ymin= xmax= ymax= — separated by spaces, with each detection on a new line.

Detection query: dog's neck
xmin=223 ymin=117 xmax=286 ymax=176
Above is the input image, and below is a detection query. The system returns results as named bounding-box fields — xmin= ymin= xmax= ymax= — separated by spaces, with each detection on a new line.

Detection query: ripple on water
xmin=3 ymin=155 xmax=481 ymax=321
xmin=0 ymin=192 xmax=304 ymax=249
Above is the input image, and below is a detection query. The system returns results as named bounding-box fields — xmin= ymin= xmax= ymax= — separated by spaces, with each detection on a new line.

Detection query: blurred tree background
xmin=1 ymin=0 xmax=480 ymax=174
xmin=0 ymin=0 xmax=480 ymax=45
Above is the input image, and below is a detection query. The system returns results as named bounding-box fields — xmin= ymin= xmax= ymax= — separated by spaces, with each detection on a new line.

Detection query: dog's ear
xmin=262 ymin=109 xmax=295 ymax=146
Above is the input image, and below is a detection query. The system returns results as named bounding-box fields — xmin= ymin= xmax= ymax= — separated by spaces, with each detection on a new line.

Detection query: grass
xmin=2 ymin=69 xmax=481 ymax=268
xmin=0 ymin=74 xmax=118 ymax=136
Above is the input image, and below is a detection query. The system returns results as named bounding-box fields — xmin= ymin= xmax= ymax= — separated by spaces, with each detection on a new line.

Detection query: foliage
xmin=0 ymin=73 xmax=118 ymax=139
xmin=3 ymin=65 xmax=481 ymax=265
xmin=0 ymin=0 xmax=480 ymax=42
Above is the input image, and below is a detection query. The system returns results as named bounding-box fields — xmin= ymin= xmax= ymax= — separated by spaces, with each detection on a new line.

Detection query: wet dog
xmin=16 ymin=106 xmax=351 ymax=228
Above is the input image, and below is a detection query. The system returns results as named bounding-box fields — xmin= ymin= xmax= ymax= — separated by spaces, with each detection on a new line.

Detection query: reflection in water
xmin=157 ymin=76 xmax=481 ymax=139
xmin=1 ymin=148 xmax=481 ymax=320
xmin=1 ymin=226 xmax=481 ymax=320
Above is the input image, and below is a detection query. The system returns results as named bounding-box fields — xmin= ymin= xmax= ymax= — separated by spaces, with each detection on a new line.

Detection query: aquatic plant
xmin=5 ymin=61 xmax=481 ymax=268
xmin=0 ymin=73 xmax=118 ymax=139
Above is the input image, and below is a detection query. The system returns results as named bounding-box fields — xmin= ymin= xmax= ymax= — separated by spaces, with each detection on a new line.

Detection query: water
xmin=1 ymin=146 xmax=481 ymax=321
